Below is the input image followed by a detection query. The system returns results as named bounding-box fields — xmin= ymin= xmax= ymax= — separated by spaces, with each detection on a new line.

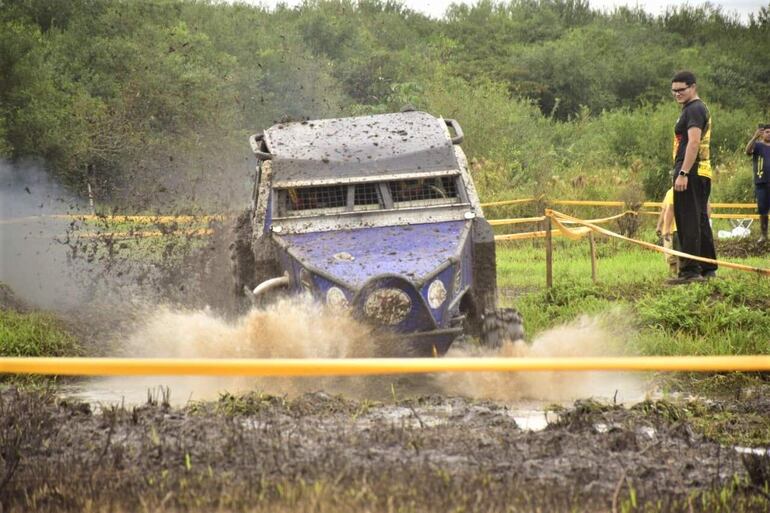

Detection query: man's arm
xmin=745 ymin=128 xmax=762 ymax=155
xmin=674 ymin=126 xmax=701 ymax=191
xmin=655 ymin=207 xmax=665 ymax=235
xmin=662 ymin=204 xmax=675 ymax=236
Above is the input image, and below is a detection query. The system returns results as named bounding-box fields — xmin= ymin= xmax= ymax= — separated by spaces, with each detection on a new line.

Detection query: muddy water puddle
xmin=64 ymin=380 xmax=564 ymax=431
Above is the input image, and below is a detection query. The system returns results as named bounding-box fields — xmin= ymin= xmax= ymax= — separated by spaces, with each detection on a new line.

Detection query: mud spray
xmin=82 ymin=300 xmax=647 ymax=407
xmin=440 ymin=310 xmax=647 ymax=404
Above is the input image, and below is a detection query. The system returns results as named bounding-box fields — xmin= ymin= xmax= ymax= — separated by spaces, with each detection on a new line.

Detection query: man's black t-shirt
xmin=673 ymin=99 xmax=710 ymax=171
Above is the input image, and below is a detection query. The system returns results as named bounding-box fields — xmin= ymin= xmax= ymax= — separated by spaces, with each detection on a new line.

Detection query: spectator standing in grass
xmin=656 ymin=187 xmax=678 ymax=275
xmin=669 ymin=71 xmax=718 ymax=283
xmin=745 ymin=124 xmax=770 ymax=242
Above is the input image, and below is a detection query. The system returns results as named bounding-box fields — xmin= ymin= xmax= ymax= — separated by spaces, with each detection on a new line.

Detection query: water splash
xmin=78 ymin=302 xmax=647 ymax=407
xmin=439 ymin=310 xmax=648 ymax=403
xmin=83 ymin=295 xmax=401 ymax=404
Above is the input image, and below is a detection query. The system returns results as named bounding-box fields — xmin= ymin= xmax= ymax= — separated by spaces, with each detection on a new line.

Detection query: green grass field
xmin=496 ymin=225 xmax=770 ymax=396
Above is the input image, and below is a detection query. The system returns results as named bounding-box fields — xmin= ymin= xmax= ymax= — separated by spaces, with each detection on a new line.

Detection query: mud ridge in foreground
xmin=1 ymin=388 xmax=769 ymax=512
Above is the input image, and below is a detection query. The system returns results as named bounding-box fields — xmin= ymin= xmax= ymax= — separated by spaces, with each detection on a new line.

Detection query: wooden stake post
xmin=545 ymin=216 xmax=553 ymax=288
xmin=589 ymin=231 xmax=597 ymax=283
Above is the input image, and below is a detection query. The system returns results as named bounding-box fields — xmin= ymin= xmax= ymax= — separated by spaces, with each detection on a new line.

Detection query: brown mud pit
xmin=716 ymin=237 xmax=770 ymax=258
xmin=1 ymin=388 xmax=769 ymax=512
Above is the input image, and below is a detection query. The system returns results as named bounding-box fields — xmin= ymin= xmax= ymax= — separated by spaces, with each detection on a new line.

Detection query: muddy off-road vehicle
xmin=231 ymin=111 xmax=523 ymax=354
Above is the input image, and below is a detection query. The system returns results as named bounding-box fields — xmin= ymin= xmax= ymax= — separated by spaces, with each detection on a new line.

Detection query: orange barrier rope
xmin=2 ymin=356 xmax=770 ymax=376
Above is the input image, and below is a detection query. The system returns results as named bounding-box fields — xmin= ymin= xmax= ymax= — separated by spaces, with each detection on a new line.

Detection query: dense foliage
xmin=1 ymin=0 xmax=769 ymax=209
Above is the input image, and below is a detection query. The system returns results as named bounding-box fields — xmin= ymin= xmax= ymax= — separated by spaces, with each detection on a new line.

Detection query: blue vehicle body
xmin=273 ymin=220 xmax=472 ymax=353
xmin=235 ymin=111 xmax=513 ymax=355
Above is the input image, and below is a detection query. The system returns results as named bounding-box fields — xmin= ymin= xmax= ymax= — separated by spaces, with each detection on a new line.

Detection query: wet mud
xmin=1 ymin=388 xmax=769 ymax=512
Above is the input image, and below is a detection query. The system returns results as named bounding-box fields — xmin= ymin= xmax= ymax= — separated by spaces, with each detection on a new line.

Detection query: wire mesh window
xmin=281 ymin=185 xmax=347 ymax=216
xmin=353 ymin=183 xmax=382 ymax=211
xmin=388 ymin=176 xmax=461 ymax=207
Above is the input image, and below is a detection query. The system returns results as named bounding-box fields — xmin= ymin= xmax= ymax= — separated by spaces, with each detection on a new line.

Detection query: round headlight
xmin=364 ymin=288 xmax=412 ymax=325
xmin=326 ymin=286 xmax=349 ymax=311
xmin=428 ymin=279 xmax=447 ymax=309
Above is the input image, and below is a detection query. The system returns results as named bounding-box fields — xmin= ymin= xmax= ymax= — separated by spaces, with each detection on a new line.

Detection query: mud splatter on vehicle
xmin=231 ymin=111 xmax=523 ymax=354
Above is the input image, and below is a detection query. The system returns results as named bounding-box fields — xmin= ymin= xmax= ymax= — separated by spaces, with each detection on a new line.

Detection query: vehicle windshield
xmin=275 ymin=175 xmax=464 ymax=218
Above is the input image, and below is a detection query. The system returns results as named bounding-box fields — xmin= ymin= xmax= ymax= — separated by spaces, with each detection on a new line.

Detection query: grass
xmin=496 ymin=223 xmax=770 ymax=378
xmin=0 ymin=309 xmax=81 ymax=358
xmin=0 ymin=309 xmax=82 ymax=385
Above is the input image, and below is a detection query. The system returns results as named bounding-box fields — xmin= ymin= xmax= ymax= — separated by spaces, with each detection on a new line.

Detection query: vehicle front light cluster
xmin=364 ymin=288 xmax=412 ymax=325
xmin=326 ymin=286 xmax=350 ymax=311
xmin=427 ymin=279 xmax=447 ymax=309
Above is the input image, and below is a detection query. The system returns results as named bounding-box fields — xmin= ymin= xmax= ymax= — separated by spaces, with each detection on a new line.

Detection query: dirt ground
xmin=1 ymin=386 xmax=769 ymax=512
xmin=2 ymin=220 xmax=770 ymax=512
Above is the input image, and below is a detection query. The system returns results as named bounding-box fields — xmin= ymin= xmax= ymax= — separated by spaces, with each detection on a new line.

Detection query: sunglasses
xmin=671 ymin=85 xmax=692 ymax=94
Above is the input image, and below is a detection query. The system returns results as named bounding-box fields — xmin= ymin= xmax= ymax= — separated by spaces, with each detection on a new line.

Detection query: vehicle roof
xmin=263 ymin=111 xmax=459 ymax=186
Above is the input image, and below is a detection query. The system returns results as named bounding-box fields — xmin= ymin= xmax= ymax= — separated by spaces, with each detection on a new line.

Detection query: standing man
xmin=745 ymin=124 xmax=770 ymax=242
xmin=670 ymin=71 xmax=718 ymax=283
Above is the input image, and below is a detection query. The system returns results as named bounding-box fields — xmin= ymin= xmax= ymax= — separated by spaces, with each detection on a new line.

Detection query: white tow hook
xmin=244 ymin=272 xmax=290 ymax=305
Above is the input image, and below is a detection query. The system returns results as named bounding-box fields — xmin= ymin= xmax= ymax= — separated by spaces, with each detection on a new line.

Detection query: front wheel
xmin=480 ymin=307 xmax=524 ymax=348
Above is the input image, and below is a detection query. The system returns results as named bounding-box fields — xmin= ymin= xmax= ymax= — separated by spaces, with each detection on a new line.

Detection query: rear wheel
xmin=229 ymin=209 xmax=256 ymax=298
xmin=480 ymin=307 xmax=524 ymax=348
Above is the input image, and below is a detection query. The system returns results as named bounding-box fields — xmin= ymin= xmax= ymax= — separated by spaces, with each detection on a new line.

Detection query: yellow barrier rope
xmin=0 ymin=215 xmax=225 ymax=225
xmin=75 ymin=229 xmax=214 ymax=239
xmin=640 ymin=211 xmax=760 ymax=220
xmin=490 ymin=211 xmax=634 ymax=228
xmin=55 ymin=214 xmax=225 ymax=223
xmin=709 ymin=202 xmax=757 ymax=209
xmin=492 ymin=211 xmax=636 ymax=237
xmin=480 ymin=197 xmax=540 ymax=207
xmin=711 ymin=213 xmax=759 ymax=220
xmin=2 ymin=356 xmax=770 ymax=376
xmin=488 ymin=216 xmax=546 ymax=226
xmin=480 ymin=199 xmax=757 ymax=210
xmin=495 ymin=228 xmax=592 ymax=241
xmin=546 ymin=209 xmax=770 ymax=276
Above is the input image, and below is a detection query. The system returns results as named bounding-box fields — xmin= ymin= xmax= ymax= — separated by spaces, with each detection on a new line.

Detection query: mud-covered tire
xmin=480 ymin=307 xmax=524 ymax=348
xmin=229 ymin=209 xmax=256 ymax=298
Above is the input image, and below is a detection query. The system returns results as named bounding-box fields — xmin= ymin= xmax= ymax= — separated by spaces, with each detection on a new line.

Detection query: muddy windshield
xmin=387 ymin=176 xmax=460 ymax=208
xmin=275 ymin=175 xmax=465 ymax=218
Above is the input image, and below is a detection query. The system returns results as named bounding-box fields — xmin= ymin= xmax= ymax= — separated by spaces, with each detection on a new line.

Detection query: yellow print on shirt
xmin=698 ymin=116 xmax=712 ymax=179
xmin=671 ymin=115 xmax=712 ymax=179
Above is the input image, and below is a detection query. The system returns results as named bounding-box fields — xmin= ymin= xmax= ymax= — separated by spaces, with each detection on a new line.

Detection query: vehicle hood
xmin=275 ymin=221 xmax=469 ymax=289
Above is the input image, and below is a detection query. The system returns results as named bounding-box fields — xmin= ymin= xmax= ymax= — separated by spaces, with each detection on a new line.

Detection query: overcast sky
xmin=239 ymin=0 xmax=766 ymax=21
